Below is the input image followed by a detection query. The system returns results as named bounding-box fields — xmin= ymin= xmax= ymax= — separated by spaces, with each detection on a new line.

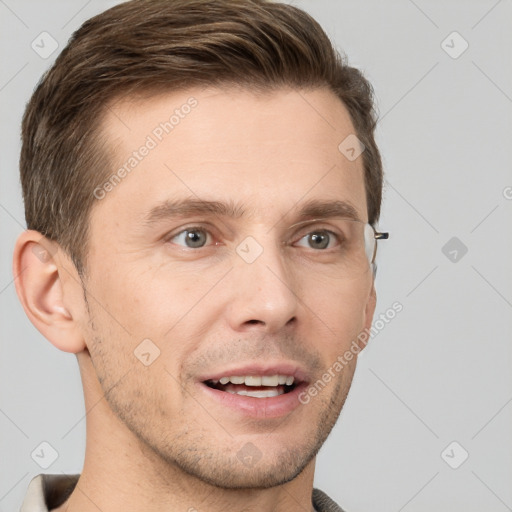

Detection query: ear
xmin=12 ymin=230 xmax=86 ymax=353
xmin=357 ymin=279 xmax=377 ymax=352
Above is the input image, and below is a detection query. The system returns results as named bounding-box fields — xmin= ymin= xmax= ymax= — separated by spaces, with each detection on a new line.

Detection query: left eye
xmin=169 ymin=228 xmax=212 ymax=248
xmin=295 ymin=230 xmax=338 ymax=250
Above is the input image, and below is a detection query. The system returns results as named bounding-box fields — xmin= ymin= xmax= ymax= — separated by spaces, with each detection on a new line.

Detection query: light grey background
xmin=1 ymin=1 xmax=511 ymax=511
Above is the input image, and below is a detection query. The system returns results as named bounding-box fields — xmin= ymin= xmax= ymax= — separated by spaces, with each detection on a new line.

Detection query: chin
xmin=176 ymin=450 xmax=315 ymax=490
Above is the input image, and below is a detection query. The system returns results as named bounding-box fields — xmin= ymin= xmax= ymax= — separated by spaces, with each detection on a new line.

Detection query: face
xmin=77 ymin=86 xmax=376 ymax=488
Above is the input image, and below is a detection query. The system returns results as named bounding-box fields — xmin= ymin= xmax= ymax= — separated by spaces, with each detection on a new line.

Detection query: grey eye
xmin=296 ymin=231 xmax=335 ymax=250
xmin=171 ymin=228 xmax=210 ymax=248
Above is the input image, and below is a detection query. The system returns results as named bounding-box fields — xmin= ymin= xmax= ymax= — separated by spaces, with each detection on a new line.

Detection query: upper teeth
xmin=214 ymin=375 xmax=294 ymax=386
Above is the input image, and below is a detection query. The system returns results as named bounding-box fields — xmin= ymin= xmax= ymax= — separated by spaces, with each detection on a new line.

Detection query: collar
xmin=20 ymin=474 xmax=342 ymax=511
xmin=20 ymin=474 xmax=79 ymax=512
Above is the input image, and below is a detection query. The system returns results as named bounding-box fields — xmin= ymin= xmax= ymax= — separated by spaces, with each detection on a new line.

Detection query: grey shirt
xmin=20 ymin=474 xmax=346 ymax=512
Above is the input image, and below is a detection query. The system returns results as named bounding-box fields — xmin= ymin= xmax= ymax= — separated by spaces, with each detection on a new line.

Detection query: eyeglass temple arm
xmin=375 ymin=232 xmax=389 ymax=240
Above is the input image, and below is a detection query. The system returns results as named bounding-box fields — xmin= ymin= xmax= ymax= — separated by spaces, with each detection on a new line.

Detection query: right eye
xmin=168 ymin=227 xmax=213 ymax=249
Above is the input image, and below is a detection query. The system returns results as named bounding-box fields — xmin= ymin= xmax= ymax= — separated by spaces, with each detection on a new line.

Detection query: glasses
xmin=282 ymin=217 xmax=389 ymax=280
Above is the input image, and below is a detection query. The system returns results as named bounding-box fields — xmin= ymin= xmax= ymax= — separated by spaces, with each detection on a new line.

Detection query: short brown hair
xmin=20 ymin=0 xmax=383 ymax=275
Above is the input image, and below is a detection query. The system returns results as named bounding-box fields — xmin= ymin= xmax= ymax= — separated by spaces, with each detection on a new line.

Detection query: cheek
xmin=88 ymin=265 xmax=228 ymax=387
xmin=86 ymin=261 xmax=200 ymax=338
xmin=83 ymin=300 xmax=180 ymax=416
xmin=310 ymin=276 xmax=372 ymax=327
xmin=305 ymin=279 xmax=373 ymax=369
xmin=124 ymin=271 xmax=223 ymax=342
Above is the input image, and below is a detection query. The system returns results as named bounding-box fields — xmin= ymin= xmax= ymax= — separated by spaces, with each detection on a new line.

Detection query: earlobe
xmin=12 ymin=230 xmax=86 ymax=353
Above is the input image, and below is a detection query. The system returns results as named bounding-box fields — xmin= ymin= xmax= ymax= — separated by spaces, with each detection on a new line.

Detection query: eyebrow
xmin=143 ymin=197 xmax=362 ymax=227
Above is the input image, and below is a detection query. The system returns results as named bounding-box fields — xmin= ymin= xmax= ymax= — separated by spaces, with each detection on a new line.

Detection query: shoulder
xmin=312 ymin=487 xmax=347 ymax=512
xmin=20 ymin=473 xmax=80 ymax=512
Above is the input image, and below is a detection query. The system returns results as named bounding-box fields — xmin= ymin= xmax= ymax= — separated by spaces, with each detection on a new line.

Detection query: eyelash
xmin=164 ymin=224 xmax=342 ymax=251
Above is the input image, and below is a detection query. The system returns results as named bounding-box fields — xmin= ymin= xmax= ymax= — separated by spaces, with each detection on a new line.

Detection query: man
xmin=13 ymin=0 xmax=387 ymax=510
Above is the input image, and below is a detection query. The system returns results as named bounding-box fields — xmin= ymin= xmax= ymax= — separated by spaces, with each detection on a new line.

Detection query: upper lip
xmin=198 ymin=362 xmax=311 ymax=384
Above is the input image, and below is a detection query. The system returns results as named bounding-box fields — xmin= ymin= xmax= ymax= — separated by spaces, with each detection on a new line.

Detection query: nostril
xmin=286 ymin=316 xmax=296 ymax=326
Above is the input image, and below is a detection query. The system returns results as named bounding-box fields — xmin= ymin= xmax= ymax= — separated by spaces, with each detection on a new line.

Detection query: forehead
xmin=92 ymin=86 xmax=367 ymax=233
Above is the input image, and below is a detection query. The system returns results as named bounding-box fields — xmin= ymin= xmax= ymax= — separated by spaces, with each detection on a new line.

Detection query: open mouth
xmin=203 ymin=375 xmax=298 ymax=398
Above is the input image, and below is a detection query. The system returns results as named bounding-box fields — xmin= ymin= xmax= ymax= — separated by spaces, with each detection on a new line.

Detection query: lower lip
xmin=198 ymin=382 xmax=309 ymax=419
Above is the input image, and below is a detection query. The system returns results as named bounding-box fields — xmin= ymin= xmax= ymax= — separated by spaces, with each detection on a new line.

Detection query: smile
xmin=204 ymin=374 xmax=296 ymax=398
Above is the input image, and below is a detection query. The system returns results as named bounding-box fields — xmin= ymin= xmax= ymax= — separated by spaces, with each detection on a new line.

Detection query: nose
xmin=225 ymin=237 xmax=299 ymax=334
